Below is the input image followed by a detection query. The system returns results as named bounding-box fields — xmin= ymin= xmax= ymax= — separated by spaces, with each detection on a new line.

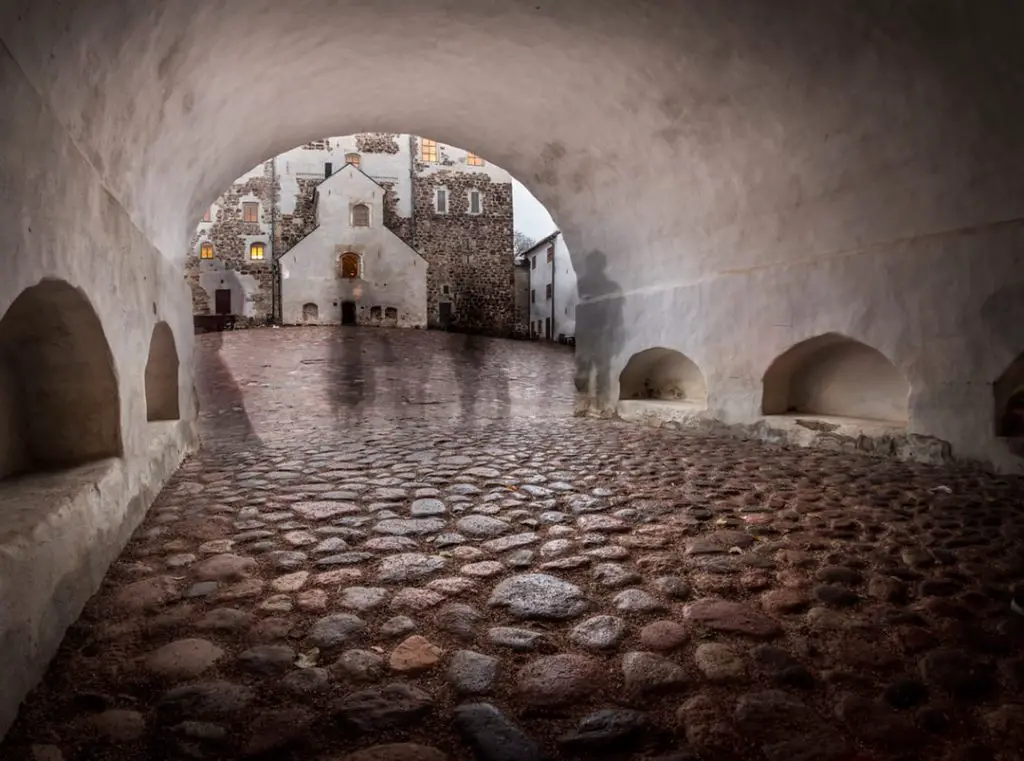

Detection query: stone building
xmin=184 ymin=134 xmax=516 ymax=334
xmin=278 ymin=164 xmax=428 ymax=327
xmin=523 ymin=231 xmax=578 ymax=341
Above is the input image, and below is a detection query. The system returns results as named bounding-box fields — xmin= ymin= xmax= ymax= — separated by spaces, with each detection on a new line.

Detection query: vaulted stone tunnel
xmin=2 ymin=0 xmax=1024 ymax=743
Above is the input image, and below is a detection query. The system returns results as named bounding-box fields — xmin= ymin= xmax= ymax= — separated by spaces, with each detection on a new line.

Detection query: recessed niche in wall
xmin=994 ymin=353 xmax=1024 ymax=438
xmin=762 ymin=333 xmax=909 ymax=423
xmin=0 ymin=279 xmax=122 ymax=479
xmin=302 ymin=303 xmax=319 ymax=322
xmin=145 ymin=322 xmax=180 ymax=422
xmin=618 ymin=347 xmax=707 ymax=405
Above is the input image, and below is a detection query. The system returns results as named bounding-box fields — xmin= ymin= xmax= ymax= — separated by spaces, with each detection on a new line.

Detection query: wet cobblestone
xmin=4 ymin=327 xmax=1024 ymax=760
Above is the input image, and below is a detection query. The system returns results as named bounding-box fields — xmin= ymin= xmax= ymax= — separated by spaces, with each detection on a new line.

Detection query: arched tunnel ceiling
xmin=3 ymin=0 xmax=1024 ymax=299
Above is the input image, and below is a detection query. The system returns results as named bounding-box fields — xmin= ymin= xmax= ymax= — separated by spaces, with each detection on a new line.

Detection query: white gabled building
xmin=523 ymin=231 xmax=577 ymax=342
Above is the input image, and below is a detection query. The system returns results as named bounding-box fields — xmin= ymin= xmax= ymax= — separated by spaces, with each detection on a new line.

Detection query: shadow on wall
xmin=995 ymin=353 xmax=1024 ymax=441
xmin=762 ymin=333 xmax=910 ymax=424
xmin=0 ymin=279 xmax=122 ymax=480
xmin=573 ymin=250 xmax=624 ymax=406
xmin=619 ymin=347 xmax=707 ymax=405
xmin=145 ymin=322 xmax=180 ymax=422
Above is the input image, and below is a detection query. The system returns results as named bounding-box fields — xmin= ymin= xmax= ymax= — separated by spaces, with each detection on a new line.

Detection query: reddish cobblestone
xmin=4 ymin=327 xmax=1024 ymax=761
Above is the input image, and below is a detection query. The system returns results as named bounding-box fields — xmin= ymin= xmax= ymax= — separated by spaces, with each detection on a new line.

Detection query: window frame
xmin=546 ymin=245 xmax=554 ymax=263
xmin=467 ymin=188 xmax=482 ymax=215
xmin=434 ymin=187 xmax=449 ymax=214
xmin=249 ymin=242 xmax=266 ymax=260
xmin=531 ymin=256 xmax=537 ymax=270
xmin=352 ymin=203 xmax=371 ymax=227
xmin=345 ymin=152 xmax=361 ymax=168
xmin=199 ymin=241 xmax=214 ymax=259
xmin=531 ymin=289 xmax=536 ymax=304
xmin=546 ymin=283 xmax=553 ymax=299
xmin=466 ymin=153 xmax=484 ymax=167
xmin=242 ymin=202 xmax=260 ymax=223
xmin=340 ymin=252 xmax=361 ymax=280
xmin=421 ymin=139 xmax=438 ymax=163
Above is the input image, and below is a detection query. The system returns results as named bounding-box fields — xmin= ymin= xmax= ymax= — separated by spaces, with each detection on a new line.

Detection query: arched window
xmin=340 ymin=253 xmax=360 ymax=279
xmin=345 ymin=152 xmax=361 ymax=168
xmin=199 ymin=242 xmax=214 ymax=259
xmin=352 ymin=203 xmax=370 ymax=227
xmin=250 ymin=242 xmax=265 ymax=260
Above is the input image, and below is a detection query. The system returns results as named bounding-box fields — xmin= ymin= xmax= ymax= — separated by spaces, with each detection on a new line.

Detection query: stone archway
xmin=762 ymin=333 xmax=909 ymax=423
xmin=0 ymin=279 xmax=122 ymax=478
xmin=618 ymin=347 xmax=707 ymax=404
xmin=145 ymin=322 xmax=180 ymax=422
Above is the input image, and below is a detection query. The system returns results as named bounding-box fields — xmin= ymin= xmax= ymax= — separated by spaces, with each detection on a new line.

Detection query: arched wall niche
xmin=619 ymin=348 xmax=707 ymax=404
xmin=762 ymin=333 xmax=909 ymax=423
xmin=0 ymin=279 xmax=122 ymax=478
xmin=145 ymin=322 xmax=180 ymax=422
xmin=302 ymin=303 xmax=320 ymax=322
xmin=994 ymin=354 xmax=1024 ymax=438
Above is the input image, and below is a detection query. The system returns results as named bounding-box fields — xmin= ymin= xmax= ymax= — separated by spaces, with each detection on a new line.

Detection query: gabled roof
xmin=520 ymin=230 xmax=561 ymax=258
xmin=315 ymin=162 xmax=387 ymax=194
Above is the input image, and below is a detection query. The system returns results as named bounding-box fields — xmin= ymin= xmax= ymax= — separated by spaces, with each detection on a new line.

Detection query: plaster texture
xmin=2 ymin=0 xmax=1024 ymax=735
xmin=0 ymin=40 xmax=197 ymax=739
xmin=278 ymin=165 xmax=428 ymax=327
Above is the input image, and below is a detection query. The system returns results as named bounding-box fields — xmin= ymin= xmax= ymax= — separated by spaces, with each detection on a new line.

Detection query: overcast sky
xmin=512 ymin=179 xmax=557 ymax=244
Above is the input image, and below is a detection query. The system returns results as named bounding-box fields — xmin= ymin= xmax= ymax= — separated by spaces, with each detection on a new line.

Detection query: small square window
xmin=467 ymin=153 xmax=484 ymax=167
xmin=243 ymin=202 xmax=259 ymax=223
xmin=442 ymin=285 xmax=450 ymax=295
xmin=421 ymin=139 xmax=438 ymax=163
xmin=200 ymin=242 xmax=214 ymax=259
xmin=250 ymin=242 xmax=265 ymax=260
xmin=345 ymin=152 xmax=361 ymax=168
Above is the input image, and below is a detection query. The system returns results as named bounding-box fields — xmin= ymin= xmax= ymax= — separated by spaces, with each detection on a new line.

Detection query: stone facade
xmin=185 ymin=134 xmax=516 ymax=334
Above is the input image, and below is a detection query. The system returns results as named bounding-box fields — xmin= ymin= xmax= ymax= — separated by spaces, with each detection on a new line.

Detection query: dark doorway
xmin=545 ymin=317 xmax=551 ymax=340
xmin=341 ymin=301 xmax=357 ymax=325
xmin=439 ymin=301 xmax=453 ymax=329
xmin=215 ymin=289 xmax=232 ymax=315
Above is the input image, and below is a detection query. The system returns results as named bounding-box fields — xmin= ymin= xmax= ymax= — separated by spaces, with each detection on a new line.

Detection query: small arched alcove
xmin=0 ymin=280 xmax=122 ymax=479
xmin=302 ymin=302 xmax=319 ymax=322
xmin=762 ymin=333 xmax=909 ymax=423
xmin=145 ymin=322 xmax=180 ymax=422
xmin=619 ymin=348 xmax=708 ymax=404
xmin=994 ymin=354 xmax=1024 ymax=438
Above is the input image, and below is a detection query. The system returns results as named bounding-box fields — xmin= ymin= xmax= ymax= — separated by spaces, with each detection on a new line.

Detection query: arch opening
xmin=618 ymin=348 xmax=707 ymax=404
xmin=994 ymin=354 xmax=1024 ymax=439
xmin=302 ymin=302 xmax=320 ymax=322
xmin=145 ymin=322 xmax=180 ymax=422
xmin=762 ymin=333 xmax=909 ymax=424
xmin=0 ymin=280 xmax=122 ymax=479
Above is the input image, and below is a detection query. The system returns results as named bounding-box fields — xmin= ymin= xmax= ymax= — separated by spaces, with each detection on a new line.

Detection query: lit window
xmin=202 ymin=207 xmax=211 ymax=222
xmin=435 ymin=188 xmax=448 ymax=214
xmin=352 ymin=203 xmax=370 ymax=227
xmin=345 ymin=152 xmax=361 ymax=168
xmin=200 ymin=242 xmax=214 ymax=259
xmin=468 ymin=189 xmax=482 ymax=215
xmin=340 ymin=253 xmax=360 ymax=279
xmin=547 ymin=245 xmax=554 ymax=263
xmin=421 ymin=139 xmax=438 ymax=163
xmin=250 ymin=242 xmax=265 ymax=260
xmin=546 ymin=283 xmax=553 ymax=299
xmin=467 ymin=153 xmax=484 ymax=167
xmin=243 ymin=202 xmax=259 ymax=223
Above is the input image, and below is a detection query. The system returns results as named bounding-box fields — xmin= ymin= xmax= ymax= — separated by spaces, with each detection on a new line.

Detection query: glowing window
xmin=352 ymin=203 xmax=370 ymax=227
xmin=200 ymin=242 xmax=214 ymax=259
xmin=250 ymin=242 xmax=265 ymax=260
xmin=467 ymin=153 xmax=484 ymax=167
xmin=340 ymin=253 xmax=360 ymax=279
xmin=345 ymin=152 xmax=361 ymax=168
xmin=243 ymin=202 xmax=259 ymax=223
xmin=421 ymin=139 xmax=438 ymax=163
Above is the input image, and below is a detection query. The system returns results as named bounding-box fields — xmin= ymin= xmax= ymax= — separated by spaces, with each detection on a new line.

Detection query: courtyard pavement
xmin=4 ymin=327 xmax=1024 ymax=761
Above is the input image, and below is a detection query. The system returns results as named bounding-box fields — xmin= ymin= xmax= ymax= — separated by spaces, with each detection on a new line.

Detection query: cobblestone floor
xmin=5 ymin=327 xmax=1024 ymax=761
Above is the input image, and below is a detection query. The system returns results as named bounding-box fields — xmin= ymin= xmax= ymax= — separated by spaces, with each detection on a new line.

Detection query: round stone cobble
xmin=6 ymin=327 xmax=1024 ymax=761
